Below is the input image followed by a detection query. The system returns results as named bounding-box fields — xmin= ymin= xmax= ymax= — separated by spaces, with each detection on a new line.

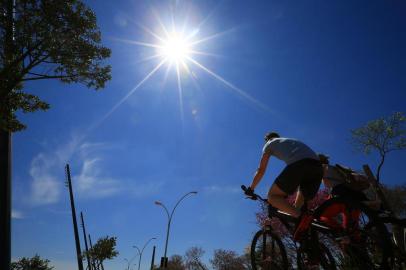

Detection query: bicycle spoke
xmin=251 ymin=230 xmax=288 ymax=270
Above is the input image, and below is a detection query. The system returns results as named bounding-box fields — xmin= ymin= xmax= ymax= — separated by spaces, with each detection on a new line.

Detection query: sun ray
xmin=86 ymin=58 xmax=167 ymax=134
xmin=170 ymin=4 xmax=176 ymax=33
xmin=151 ymin=7 xmax=170 ymax=39
xmin=188 ymin=27 xmax=237 ymax=45
xmin=163 ymin=59 xmax=173 ymax=86
xmin=111 ymin=37 xmax=163 ymax=49
xmin=181 ymin=6 xmax=191 ymax=36
xmin=186 ymin=56 xmax=273 ymax=113
xmin=136 ymin=23 xmax=167 ymax=43
xmin=195 ymin=0 xmax=223 ymax=31
xmin=189 ymin=50 xmax=222 ymax=58
xmin=175 ymin=62 xmax=185 ymax=127
xmin=134 ymin=54 xmax=164 ymax=65
xmin=180 ymin=60 xmax=191 ymax=74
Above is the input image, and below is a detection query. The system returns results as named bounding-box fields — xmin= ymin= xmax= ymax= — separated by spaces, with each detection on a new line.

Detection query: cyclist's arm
xmin=250 ymin=152 xmax=270 ymax=190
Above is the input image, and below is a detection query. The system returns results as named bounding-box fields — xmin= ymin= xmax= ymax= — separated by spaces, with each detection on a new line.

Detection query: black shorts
xmin=274 ymin=158 xmax=323 ymax=199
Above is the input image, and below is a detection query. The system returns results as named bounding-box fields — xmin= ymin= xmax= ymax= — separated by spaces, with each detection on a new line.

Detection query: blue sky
xmin=11 ymin=0 xmax=406 ymax=269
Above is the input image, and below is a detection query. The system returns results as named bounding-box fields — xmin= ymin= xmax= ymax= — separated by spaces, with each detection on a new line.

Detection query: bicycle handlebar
xmin=241 ymin=185 xmax=267 ymax=202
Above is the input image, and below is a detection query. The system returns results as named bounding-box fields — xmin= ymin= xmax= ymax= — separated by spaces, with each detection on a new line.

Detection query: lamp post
xmin=133 ymin=237 xmax=156 ymax=270
xmin=124 ymin=258 xmax=131 ymax=270
xmin=155 ymin=191 xmax=198 ymax=268
xmin=124 ymin=254 xmax=138 ymax=270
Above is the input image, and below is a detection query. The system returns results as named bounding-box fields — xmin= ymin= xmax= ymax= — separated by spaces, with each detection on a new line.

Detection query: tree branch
xmin=0 ymin=39 xmax=44 ymax=78
xmin=22 ymin=74 xmax=79 ymax=81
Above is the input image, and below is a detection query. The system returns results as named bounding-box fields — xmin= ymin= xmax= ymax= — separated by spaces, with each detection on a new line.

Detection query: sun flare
xmin=159 ymin=33 xmax=191 ymax=63
xmin=105 ymin=8 xmax=272 ymax=129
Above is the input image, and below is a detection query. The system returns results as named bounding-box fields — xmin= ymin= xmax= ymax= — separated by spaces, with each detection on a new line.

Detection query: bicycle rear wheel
xmin=251 ymin=229 xmax=288 ymax=270
xmin=380 ymin=217 xmax=406 ymax=269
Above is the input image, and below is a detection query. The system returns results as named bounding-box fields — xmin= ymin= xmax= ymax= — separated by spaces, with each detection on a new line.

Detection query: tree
xmin=210 ymin=249 xmax=246 ymax=270
xmin=184 ymin=246 xmax=207 ymax=270
xmin=0 ymin=0 xmax=111 ymax=131
xmin=351 ymin=112 xmax=406 ymax=182
xmin=167 ymin=255 xmax=185 ymax=270
xmin=381 ymin=184 xmax=406 ymax=217
xmin=84 ymin=236 xmax=118 ymax=270
xmin=11 ymin=255 xmax=54 ymax=270
xmin=0 ymin=1 xmax=111 ymax=268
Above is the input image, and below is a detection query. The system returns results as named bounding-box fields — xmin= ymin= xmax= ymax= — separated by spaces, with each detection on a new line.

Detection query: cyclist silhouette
xmin=246 ymin=132 xmax=323 ymax=218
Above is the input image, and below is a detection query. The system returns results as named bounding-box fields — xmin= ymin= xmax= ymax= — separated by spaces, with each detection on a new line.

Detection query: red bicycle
xmin=242 ymin=185 xmax=392 ymax=269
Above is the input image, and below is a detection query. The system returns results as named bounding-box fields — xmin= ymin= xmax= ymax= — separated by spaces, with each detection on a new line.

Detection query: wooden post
xmin=66 ymin=164 xmax=84 ymax=270
xmin=81 ymin=212 xmax=92 ymax=270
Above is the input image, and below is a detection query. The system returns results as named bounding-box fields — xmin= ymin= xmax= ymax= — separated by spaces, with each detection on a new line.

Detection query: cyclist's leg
xmin=268 ymin=162 xmax=303 ymax=218
xmin=268 ymin=183 xmax=300 ymax=217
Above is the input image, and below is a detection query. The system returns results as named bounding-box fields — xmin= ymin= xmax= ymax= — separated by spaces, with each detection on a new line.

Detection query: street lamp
xmin=155 ymin=191 xmax=198 ymax=268
xmin=124 ymin=258 xmax=134 ymax=270
xmin=133 ymin=237 xmax=156 ymax=270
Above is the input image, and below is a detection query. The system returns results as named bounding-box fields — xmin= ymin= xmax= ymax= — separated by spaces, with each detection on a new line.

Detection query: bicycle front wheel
xmin=297 ymin=242 xmax=336 ymax=270
xmin=251 ymin=229 xmax=288 ymax=270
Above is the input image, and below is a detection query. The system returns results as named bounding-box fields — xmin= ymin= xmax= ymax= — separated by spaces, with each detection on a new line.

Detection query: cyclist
xmin=318 ymin=154 xmax=381 ymax=232
xmin=245 ymin=132 xmax=323 ymax=218
xmin=318 ymin=153 xmax=380 ymax=208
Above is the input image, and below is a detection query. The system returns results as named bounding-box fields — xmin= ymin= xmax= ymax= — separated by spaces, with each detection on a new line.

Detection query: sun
xmin=103 ymin=8 xmax=272 ymax=128
xmin=159 ymin=32 xmax=191 ymax=63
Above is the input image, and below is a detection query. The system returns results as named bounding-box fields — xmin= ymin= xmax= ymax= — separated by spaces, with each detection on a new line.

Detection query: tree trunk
xmin=376 ymin=153 xmax=385 ymax=183
xmin=1 ymin=1 xmax=14 ymax=268
xmin=0 ymin=130 xmax=12 ymax=270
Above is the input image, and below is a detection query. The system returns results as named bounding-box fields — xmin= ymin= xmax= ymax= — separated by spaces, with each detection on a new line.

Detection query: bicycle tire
xmin=314 ymin=197 xmax=392 ymax=269
xmin=375 ymin=217 xmax=406 ymax=269
xmin=251 ymin=229 xmax=288 ymax=270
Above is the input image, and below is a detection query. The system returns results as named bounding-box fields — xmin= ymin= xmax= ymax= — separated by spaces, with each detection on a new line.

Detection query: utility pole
xmin=89 ymin=234 xmax=93 ymax=248
xmin=66 ymin=164 xmax=84 ymax=270
xmin=81 ymin=212 xmax=92 ymax=270
xmin=150 ymin=246 xmax=156 ymax=270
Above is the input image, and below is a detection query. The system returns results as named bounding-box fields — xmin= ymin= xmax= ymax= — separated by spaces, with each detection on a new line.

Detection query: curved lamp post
xmin=133 ymin=237 xmax=156 ymax=270
xmin=155 ymin=191 xmax=197 ymax=267
xmin=124 ymin=258 xmax=134 ymax=270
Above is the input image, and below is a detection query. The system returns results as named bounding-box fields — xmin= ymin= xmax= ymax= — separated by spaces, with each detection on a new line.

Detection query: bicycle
xmin=375 ymin=213 xmax=406 ymax=269
xmin=242 ymin=185 xmax=393 ymax=269
xmin=242 ymin=185 xmax=336 ymax=270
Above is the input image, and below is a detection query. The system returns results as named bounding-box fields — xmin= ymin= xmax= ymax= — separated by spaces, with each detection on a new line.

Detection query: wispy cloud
xmin=28 ymin=135 xmax=123 ymax=205
xmin=28 ymin=135 xmax=162 ymax=205
xmin=29 ymin=153 xmax=62 ymax=205
xmin=74 ymin=158 xmax=123 ymax=199
xmin=202 ymin=185 xmax=240 ymax=194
